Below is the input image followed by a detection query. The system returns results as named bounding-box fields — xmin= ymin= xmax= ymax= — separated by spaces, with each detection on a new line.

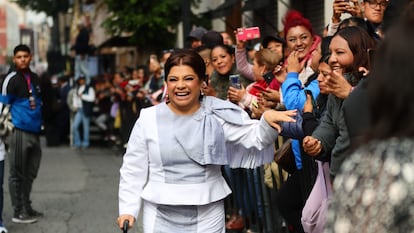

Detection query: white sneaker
xmin=0 ymin=225 xmax=8 ymax=233
xmin=12 ymin=212 xmax=37 ymax=224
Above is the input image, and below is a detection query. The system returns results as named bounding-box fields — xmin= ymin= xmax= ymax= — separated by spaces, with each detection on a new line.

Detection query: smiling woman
xmin=210 ymin=44 xmax=251 ymax=101
xmin=163 ymin=51 xmax=205 ymax=115
xmin=117 ymin=49 xmax=298 ymax=233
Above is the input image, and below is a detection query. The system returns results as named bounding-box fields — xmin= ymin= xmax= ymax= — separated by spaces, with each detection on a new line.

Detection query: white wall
xmin=6 ymin=4 xmax=20 ymax=55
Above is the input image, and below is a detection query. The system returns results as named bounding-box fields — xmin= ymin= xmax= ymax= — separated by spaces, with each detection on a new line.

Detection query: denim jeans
xmin=73 ymin=109 xmax=90 ymax=148
xmin=75 ymin=55 xmax=90 ymax=84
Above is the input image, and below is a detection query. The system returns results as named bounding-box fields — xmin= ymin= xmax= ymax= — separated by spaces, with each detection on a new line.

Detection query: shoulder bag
xmin=274 ymin=138 xmax=297 ymax=174
xmin=0 ymin=105 xmax=13 ymax=138
xmin=301 ymin=160 xmax=332 ymax=233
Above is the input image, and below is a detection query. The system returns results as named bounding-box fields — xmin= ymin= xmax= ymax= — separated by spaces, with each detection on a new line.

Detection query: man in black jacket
xmin=1 ymin=44 xmax=43 ymax=224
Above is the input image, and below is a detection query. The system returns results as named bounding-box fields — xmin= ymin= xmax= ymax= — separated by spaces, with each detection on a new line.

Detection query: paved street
xmin=2 ymin=137 xmax=143 ymax=233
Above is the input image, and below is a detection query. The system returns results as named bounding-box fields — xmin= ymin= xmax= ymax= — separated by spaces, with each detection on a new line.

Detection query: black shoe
xmin=12 ymin=212 xmax=37 ymax=224
xmin=28 ymin=208 xmax=44 ymax=217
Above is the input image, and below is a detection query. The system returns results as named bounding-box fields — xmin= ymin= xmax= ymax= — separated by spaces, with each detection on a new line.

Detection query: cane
xmin=122 ymin=220 xmax=129 ymax=233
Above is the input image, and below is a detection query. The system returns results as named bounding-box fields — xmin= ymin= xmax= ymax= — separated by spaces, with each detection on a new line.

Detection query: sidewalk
xmin=2 ymin=137 xmax=143 ymax=233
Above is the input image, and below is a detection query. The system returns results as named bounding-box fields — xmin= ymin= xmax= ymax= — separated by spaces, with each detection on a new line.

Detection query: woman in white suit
xmin=117 ymin=49 xmax=297 ymax=233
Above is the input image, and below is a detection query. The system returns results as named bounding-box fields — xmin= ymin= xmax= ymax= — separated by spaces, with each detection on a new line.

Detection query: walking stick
xmin=123 ymin=220 xmax=129 ymax=233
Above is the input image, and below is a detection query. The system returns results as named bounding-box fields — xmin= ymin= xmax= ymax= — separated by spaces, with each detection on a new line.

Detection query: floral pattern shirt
xmin=325 ymin=138 xmax=414 ymax=233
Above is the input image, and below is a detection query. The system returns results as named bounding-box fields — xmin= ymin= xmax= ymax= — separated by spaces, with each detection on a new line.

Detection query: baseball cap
xmin=201 ymin=30 xmax=224 ymax=49
xmin=187 ymin=27 xmax=207 ymax=41
xmin=261 ymin=34 xmax=286 ymax=48
xmin=246 ymin=42 xmax=261 ymax=51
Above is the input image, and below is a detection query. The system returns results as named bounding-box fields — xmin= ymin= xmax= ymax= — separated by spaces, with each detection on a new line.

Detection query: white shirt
xmin=72 ymin=84 xmax=95 ymax=109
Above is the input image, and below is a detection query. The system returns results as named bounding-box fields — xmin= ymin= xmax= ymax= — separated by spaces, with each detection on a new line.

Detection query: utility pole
xmin=181 ymin=0 xmax=191 ymax=48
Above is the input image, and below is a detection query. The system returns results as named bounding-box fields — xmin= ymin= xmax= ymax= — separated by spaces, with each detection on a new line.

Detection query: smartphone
xmin=262 ymin=71 xmax=275 ymax=85
xmin=236 ymin=27 xmax=261 ymax=41
xmin=229 ymin=74 xmax=241 ymax=89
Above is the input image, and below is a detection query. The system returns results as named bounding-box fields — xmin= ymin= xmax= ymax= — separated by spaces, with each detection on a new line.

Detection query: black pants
xmin=7 ymin=128 xmax=42 ymax=213
xmin=275 ymin=157 xmax=317 ymax=233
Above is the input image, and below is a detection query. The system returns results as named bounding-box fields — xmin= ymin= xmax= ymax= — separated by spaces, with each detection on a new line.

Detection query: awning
xmin=203 ymin=0 xmax=239 ymax=19
xmin=242 ymin=0 xmax=271 ymax=11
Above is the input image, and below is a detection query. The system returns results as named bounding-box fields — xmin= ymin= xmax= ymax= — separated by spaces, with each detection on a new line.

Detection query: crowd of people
xmin=116 ymin=0 xmax=414 ymax=232
xmin=0 ymin=0 xmax=412 ymax=232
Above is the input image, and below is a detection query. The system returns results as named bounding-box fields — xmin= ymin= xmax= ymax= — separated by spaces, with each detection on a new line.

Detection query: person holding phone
xmin=210 ymin=44 xmax=251 ymax=101
xmin=234 ymin=28 xmax=286 ymax=114
xmin=329 ymin=0 xmax=363 ymax=36
xmin=234 ymin=27 xmax=285 ymax=83
xmin=331 ymin=0 xmax=363 ymax=26
xmin=328 ymin=0 xmax=388 ymax=40
xmin=228 ymin=49 xmax=283 ymax=114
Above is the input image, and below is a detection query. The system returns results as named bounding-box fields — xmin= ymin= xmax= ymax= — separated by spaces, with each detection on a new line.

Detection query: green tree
xmin=102 ymin=0 xmax=182 ymax=51
xmin=11 ymin=0 xmax=70 ymax=16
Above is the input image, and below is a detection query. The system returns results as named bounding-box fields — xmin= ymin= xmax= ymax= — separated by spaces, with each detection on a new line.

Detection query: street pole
xmin=181 ymin=0 xmax=191 ymax=48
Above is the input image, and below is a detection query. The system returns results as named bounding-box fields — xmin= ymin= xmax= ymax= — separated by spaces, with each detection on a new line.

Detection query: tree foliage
xmin=12 ymin=0 xmax=70 ymax=16
xmin=102 ymin=0 xmax=183 ymax=51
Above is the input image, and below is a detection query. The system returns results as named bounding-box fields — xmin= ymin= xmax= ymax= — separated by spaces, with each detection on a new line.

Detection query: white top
xmin=72 ymin=84 xmax=95 ymax=109
xmin=118 ymin=96 xmax=279 ymax=217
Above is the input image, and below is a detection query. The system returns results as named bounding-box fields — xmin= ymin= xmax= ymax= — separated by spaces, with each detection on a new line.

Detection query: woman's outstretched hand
xmin=263 ymin=109 xmax=297 ymax=133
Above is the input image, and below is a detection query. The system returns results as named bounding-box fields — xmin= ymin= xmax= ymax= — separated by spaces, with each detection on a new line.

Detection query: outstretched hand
xmin=263 ymin=109 xmax=297 ymax=133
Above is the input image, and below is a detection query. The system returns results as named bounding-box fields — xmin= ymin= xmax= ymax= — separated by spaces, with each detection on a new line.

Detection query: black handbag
xmin=274 ymin=138 xmax=297 ymax=174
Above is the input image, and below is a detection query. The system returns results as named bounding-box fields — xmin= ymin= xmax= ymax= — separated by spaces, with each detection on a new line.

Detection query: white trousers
xmin=142 ymin=199 xmax=225 ymax=233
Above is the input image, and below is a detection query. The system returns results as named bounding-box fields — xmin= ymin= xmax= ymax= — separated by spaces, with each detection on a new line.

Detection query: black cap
xmin=201 ymin=30 xmax=224 ymax=49
xmin=187 ymin=27 xmax=207 ymax=41
xmin=261 ymin=34 xmax=286 ymax=48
